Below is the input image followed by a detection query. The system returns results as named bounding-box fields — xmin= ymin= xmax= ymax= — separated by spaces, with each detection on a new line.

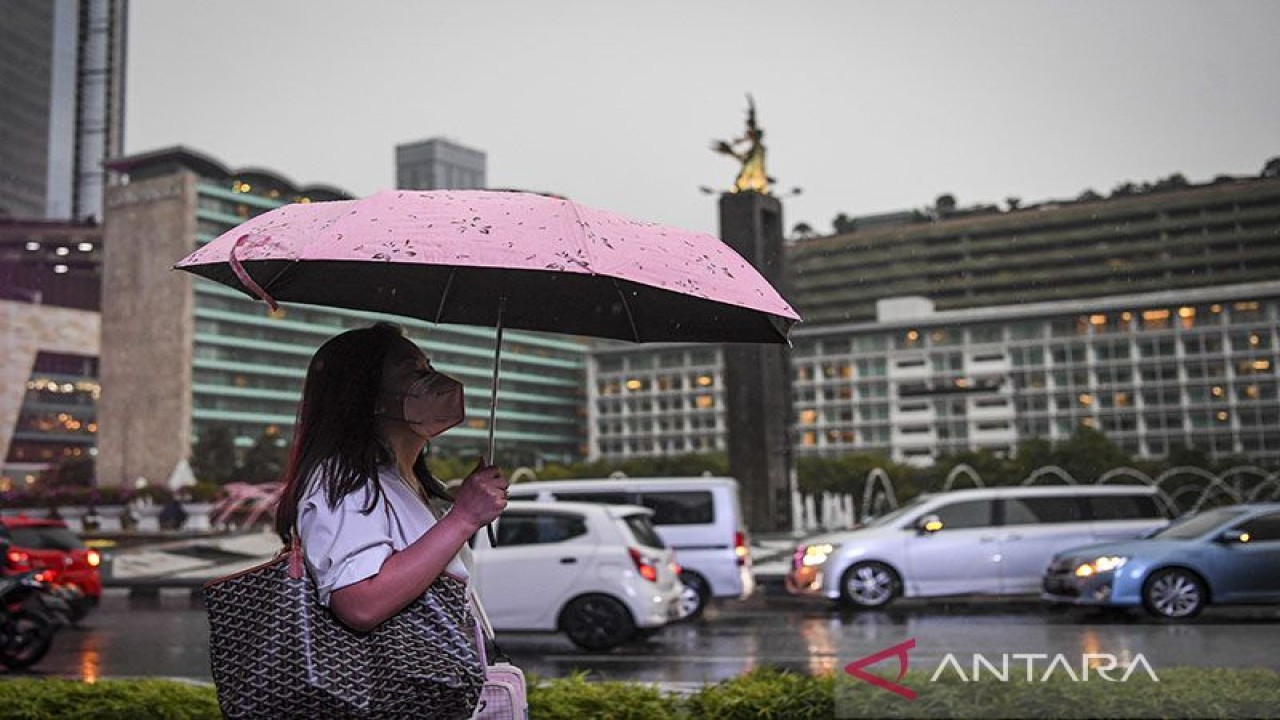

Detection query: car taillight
xmin=32 ymin=571 xmax=52 ymax=583
xmin=734 ymin=531 xmax=749 ymax=567
xmin=7 ymin=550 xmax=30 ymax=568
xmin=628 ymin=548 xmax=659 ymax=583
xmin=87 ymin=549 xmax=101 ymax=567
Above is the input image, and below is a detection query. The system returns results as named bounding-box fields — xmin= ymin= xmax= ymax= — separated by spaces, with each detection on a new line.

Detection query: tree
xmin=934 ymin=194 xmax=957 ymax=215
xmin=832 ymin=213 xmax=856 ymax=234
xmin=1005 ymin=196 xmax=1021 ymax=211
xmin=931 ymin=448 xmax=1014 ymax=487
xmin=1052 ymin=425 xmax=1132 ymax=483
xmin=1110 ymin=181 xmax=1138 ymax=198
xmin=791 ymin=222 xmax=815 ymax=240
xmin=41 ymin=455 xmax=95 ymax=488
xmin=191 ymin=424 xmax=237 ymax=484
xmin=1012 ymin=437 xmax=1055 ymax=479
xmin=1262 ymin=156 xmax=1280 ymax=179
xmin=237 ymin=427 xmax=288 ymax=484
xmin=1077 ymin=189 xmax=1103 ymax=202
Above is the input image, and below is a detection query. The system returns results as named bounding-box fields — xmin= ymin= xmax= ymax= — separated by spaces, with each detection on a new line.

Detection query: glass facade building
xmin=97 ymin=148 xmax=585 ymax=488
xmin=0 ymin=0 xmax=127 ymax=221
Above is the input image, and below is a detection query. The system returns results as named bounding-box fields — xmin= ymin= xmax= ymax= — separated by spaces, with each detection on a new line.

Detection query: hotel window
xmin=1050 ymin=318 xmax=1083 ymax=338
xmin=1094 ymin=340 xmax=1131 ymax=361
xmin=854 ymin=335 xmax=888 ymax=352
xmin=896 ymin=329 xmax=923 ymax=349
xmin=689 ymin=349 xmax=716 ymax=365
xmin=1230 ymin=330 xmax=1272 ymax=351
xmin=1140 ymin=308 xmax=1172 ymax=330
xmin=1050 ymin=344 xmax=1087 ymax=364
xmin=1010 ymin=322 xmax=1044 ymax=340
xmin=1010 ymin=347 xmax=1045 ymax=367
xmin=1237 ymin=358 xmax=1274 ymax=375
xmin=931 ymin=353 xmax=963 ymax=372
xmin=969 ymin=325 xmax=1004 ymax=343
xmin=856 ymin=358 xmax=887 ymax=377
xmin=657 ymin=352 xmax=685 ymax=368
xmin=1231 ymin=301 xmax=1263 ymax=321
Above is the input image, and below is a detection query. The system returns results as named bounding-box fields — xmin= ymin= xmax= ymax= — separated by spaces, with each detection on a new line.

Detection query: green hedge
xmin=1 ymin=667 xmax=1278 ymax=719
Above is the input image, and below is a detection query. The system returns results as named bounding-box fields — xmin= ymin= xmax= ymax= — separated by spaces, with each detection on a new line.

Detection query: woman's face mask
xmin=382 ymin=371 xmax=466 ymax=439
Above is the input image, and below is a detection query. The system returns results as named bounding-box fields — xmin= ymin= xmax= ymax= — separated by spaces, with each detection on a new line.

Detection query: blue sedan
xmin=1042 ymin=503 xmax=1280 ymax=619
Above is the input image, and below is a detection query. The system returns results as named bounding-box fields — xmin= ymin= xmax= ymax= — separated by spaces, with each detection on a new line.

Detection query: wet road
xmin=9 ymin=588 xmax=1280 ymax=683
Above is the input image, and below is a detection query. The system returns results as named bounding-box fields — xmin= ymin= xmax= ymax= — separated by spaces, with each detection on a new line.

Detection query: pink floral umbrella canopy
xmin=176 ymin=189 xmax=799 ymax=344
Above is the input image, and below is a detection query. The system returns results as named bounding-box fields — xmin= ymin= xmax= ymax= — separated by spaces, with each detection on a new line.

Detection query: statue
xmin=712 ymin=94 xmax=772 ymax=194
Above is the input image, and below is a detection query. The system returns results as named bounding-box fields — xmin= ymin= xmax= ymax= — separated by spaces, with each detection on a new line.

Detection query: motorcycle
xmin=0 ymin=570 xmax=60 ymax=670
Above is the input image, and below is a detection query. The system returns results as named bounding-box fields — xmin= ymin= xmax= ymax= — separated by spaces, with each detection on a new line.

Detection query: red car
xmin=1 ymin=516 xmax=102 ymax=619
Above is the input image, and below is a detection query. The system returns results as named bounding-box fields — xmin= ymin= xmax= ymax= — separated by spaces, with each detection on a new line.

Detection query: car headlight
xmin=1073 ymin=555 xmax=1129 ymax=577
xmin=800 ymin=543 xmax=838 ymax=567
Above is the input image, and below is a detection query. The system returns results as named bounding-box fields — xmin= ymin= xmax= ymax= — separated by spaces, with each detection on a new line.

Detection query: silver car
xmin=786 ymin=485 xmax=1172 ymax=607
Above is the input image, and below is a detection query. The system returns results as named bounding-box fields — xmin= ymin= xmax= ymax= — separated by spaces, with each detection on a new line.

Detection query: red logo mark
xmin=844 ymin=638 xmax=917 ymax=700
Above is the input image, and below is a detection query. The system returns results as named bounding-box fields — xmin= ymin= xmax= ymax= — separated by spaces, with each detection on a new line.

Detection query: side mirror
xmin=1215 ymin=529 xmax=1250 ymax=544
xmin=916 ymin=514 xmax=944 ymax=534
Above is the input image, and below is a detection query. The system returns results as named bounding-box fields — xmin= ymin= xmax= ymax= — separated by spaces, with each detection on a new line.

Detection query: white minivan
xmin=786 ymin=485 xmax=1174 ymax=607
xmin=507 ymin=477 xmax=754 ymax=617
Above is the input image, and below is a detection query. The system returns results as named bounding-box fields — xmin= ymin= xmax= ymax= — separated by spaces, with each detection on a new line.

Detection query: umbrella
xmin=175 ymin=189 xmax=800 ymax=463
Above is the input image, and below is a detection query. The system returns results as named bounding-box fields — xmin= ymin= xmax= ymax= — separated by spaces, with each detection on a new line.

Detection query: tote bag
xmin=204 ymin=542 xmax=485 ymax=719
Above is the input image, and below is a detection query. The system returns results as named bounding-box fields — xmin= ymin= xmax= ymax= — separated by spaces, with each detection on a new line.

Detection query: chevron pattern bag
xmin=204 ymin=541 xmax=485 ymax=719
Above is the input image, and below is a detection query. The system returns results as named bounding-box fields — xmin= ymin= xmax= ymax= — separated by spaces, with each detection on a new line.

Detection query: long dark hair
xmin=274 ymin=322 xmax=450 ymax=542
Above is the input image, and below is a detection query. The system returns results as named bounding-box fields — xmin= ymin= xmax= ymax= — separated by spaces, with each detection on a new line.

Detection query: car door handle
xmin=1004 ymin=534 xmax=1023 ymax=541
xmin=980 ymin=536 xmax=999 ymax=543
xmin=559 ymin=557 xmax=578 ymax=565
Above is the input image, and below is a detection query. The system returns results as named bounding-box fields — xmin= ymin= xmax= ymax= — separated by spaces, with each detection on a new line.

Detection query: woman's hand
xmin=450 ymin=457 xmax=507 ymax=530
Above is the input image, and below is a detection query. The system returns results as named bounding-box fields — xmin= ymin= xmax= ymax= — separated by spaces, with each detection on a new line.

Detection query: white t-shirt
xmin=296 ymin=464 xmax=470 ymax=607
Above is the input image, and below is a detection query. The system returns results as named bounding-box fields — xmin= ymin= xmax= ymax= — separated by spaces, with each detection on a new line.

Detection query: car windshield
xmin=9 ymin=526 xmax=85 ymax=551
xmin=1151 ymin=508 xmax=1248 ymax=540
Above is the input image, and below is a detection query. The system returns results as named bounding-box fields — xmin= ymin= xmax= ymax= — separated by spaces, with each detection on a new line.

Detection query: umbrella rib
xmin=611 ymin=279 xmax=642 ymax=343
xmin=434 ymin=268 xmax=457 ymax=324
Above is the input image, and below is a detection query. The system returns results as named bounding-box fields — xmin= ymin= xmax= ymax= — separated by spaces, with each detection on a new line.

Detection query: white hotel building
xmin=588 ymin=169 xmax=1280 ymax=467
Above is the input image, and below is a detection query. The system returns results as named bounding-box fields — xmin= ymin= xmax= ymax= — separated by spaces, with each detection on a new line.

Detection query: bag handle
xmin=286 ymin=531 xmax=303 ymax=580
xmin=469 ymin=591 xmax=512 ymax=666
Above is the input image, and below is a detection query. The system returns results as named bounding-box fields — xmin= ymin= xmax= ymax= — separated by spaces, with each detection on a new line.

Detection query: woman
xmin=273 ymin=322 xmax=507 ymax=716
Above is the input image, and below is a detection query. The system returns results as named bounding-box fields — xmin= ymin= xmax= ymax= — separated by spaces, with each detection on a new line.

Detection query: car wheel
xmin=560 ymin=594 xmax=637 ymax=651
xmin=1142 ymin=568 xmax=1207 ymax=619
xmin=839 ymin=561 xmax=900 ymax=609
xmin=678 ymin=571 xmax=711 ymax=620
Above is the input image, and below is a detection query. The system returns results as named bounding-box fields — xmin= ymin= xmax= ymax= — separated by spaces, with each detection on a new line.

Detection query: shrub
xmin=0 ymin=679 xmax=219 ymax=720
xmin=1 ymin=666 xmax=1278 ymax=719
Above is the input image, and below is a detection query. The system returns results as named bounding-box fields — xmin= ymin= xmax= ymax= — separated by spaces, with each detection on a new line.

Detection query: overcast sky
xmin=126 ymin=1 xmax=1280 ymax=235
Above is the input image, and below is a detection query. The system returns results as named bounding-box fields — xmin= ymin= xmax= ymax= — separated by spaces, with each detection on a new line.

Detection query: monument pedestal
xmin=718 ymin=192 xmax=794 ymax=533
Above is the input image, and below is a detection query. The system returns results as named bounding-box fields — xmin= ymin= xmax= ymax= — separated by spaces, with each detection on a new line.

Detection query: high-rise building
xmin=96 ymin=147 xmax=585 ymax=488
xmin=0 ymin=0 xmax=128 ymax=221
xmin=589 ymin=168 xmax=1280 ymax=467
xmin=395 ymin=138 xmax=486 ymax=191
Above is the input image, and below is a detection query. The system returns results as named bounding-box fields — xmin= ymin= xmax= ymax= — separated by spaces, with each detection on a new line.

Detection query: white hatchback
xmin=471 ymin=500 xmax=687 ymax=650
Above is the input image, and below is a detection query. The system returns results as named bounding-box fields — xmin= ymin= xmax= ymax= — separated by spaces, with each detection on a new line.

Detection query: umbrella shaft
xmin=486 ymin=297 xmax=506 ymax=464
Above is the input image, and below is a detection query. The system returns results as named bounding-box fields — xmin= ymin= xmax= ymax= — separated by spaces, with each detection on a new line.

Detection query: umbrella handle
xmin=229 ymin=234 xmax=280 ymax=312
